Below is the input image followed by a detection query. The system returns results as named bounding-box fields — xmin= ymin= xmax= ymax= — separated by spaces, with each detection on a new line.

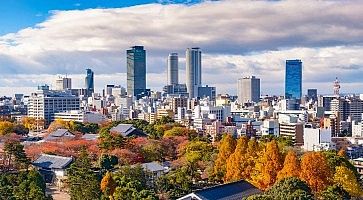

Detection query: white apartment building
xmin=28 ymin=85 xmax=80 ymax=125
xmin=304 ymin=126 xmax=334 ymax=151
xmin=54 ymin=110 xmax=107 ymax=124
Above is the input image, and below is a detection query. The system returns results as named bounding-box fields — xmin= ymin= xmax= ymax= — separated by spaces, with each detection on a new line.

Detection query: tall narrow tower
xmin=127 ymin=46 xmax=146 ymax=97
xmin=85 ymin=68 xmax=94 ymax=95
xmin=167 ymin=53 xmax=178 ymax=85
xmin=186 ymin=47 xmax=202 ymax=99
xmin=333 ymin=77 xmax=340 ymax=97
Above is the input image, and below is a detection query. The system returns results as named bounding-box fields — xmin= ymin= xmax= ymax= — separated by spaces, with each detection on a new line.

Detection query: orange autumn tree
xmin=251 ymin=140 xmax=283 ymax=190
xmin=300 ymin=152 xmax=332 ymax=193
xmin=277 ymin=150 xmax=300 ymax=181
xmin=101 ymin=171 xmax=116 ymax=199
xmin=213 ymin=134 xmax=236 ymax=181
xmin=225 ymin=136 xmax=249 ymax=182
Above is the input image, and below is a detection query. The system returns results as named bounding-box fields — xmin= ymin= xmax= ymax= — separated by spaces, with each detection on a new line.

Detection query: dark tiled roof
xmin=45 ymin=129 xmax=75 ymax=141
xmin=141 ymin=161 xmax=165 ymax=172
xmin=180 ymin=180 xmax=261 ymax=200
xmin=110 ymin=124 xmax=147 ymax=137
xmin=32 ymin=154 xmax=73 ymax=169
xmin=81 ymin=134 xmax=99 ymax=140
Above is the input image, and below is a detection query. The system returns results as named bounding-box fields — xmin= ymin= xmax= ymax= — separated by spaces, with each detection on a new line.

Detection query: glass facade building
xmin=85 ymin=68 xmax=94 ymax=96
xmin=127 ymin=46 xmax=146 ymax=98
xmin=186 ymin=47 xmax=202 ymax=99
xmin=285 ymin=59 xmax=302 ymax=100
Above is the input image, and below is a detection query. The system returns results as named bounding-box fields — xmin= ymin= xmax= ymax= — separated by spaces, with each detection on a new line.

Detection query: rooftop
xmin=33 ymin=154 xmax=73 ymax=169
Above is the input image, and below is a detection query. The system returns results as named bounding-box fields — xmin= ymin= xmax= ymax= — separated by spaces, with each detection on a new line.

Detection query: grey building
xmin=186 ymin=47 xmax=202 ymax=99
xmin=167 ymin=53 xmax=178 ymax=85
xmin=127 ymin=46 xmax=146 ymax=98
xmin=237 ymin=76 xmax=260 ymax=104
xmin=85 ymin=69 xmax=94 ymax=96
xmin=307 ymin=89 xmax=318 ymax=102
xmin=198 ymin=85 xmax=216 ymax=101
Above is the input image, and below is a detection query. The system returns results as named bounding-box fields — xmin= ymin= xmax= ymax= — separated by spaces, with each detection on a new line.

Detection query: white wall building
xmin=304 ymin=127 xmax=334 ymax=151
xmin=54 ymin=110 xmax=107 ymax=124
xmin=28 ymin=85 xmax=80 ymax=125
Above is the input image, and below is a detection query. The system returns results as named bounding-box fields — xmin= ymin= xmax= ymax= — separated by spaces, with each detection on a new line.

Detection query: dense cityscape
xmin=0 ymin=1 xmax=362 ymax=200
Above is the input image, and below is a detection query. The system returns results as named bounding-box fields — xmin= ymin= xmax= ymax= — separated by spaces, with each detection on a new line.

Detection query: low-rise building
xmin=303 ymin=126 xmax=334 ymax=151
xmin=178 ymin=180 xmax=261 ymax=200
xmin=32 ymin=154 xmax=73 ymax=188
xmin=54 ymin=110 xmax=107 ymax=124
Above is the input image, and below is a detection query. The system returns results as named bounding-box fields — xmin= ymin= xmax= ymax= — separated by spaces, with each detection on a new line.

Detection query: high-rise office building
xmin=237 ymin=76 xmax=260 ymax=104
xmin=285 ymin=59 xmax=302 ymax=100
xmin=167 ymin=53 xmax=178 ymax=85
xmin=127 ymin=46 xmax=146 ymax=98
xmin=85 ymin=69 xmax=94 ymax=95
xmin=186 ymin=47 xmax=202 ymax=99
xmin=307 ymin=89 xmax=318 ymax=102
xmin=55 ymin=76 xmax=72 ymax=91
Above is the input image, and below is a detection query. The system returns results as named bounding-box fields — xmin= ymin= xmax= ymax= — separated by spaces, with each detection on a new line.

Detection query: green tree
xmin=266 ymin=177 xmax=313 ymax=200
xmin=156 ymin=167 xmax=193 ymax=199
xmin=99 ymin=154 xmax=118 ymax=171
xmin=319 ymin=185 xmax=351 ymax=200
xmin=68 ymin=149 xmax=101 ymax=200
xmin=3 ymin=139 xmax=30 ymax=170
xmin=112 ymin=165 xmax=157 ymax=200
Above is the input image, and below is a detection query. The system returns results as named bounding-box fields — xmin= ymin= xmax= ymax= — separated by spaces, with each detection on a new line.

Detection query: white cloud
xmin=0 ymin=0 xmax=362 ymax=95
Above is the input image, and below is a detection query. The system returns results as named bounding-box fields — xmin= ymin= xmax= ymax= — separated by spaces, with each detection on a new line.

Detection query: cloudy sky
xmin=0 ymin=0 xmax=362 ymax=96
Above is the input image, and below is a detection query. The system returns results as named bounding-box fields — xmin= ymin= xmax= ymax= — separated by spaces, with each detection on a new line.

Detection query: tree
xmin=319 ymin=185 xmax=351 ymax=200
xmin=99 ymin=154 xmax=118 ymax=171
xmin=277 ymin=150 xmax=300 ymax=181
xmin=156 ymin=167 xmax=193 ymax=199
xmin=323 ymin=151 xmax=360 ymax=180
xmin=0 ymin=121 xmax=14 ymax=136
xmin=225 ymin=136 xmax=249 ymax=182
xmin=13 ymin=124 xmax=29 ymax=135
xmin=3 ymin=139 xmax=30 ymax=170
xmin=67 ymin=149 xmax=101 ymax=200
xmin=337 ymin=149 xmax=346 ymax=158
xmin=251 ymin=140 xmax=283 ymax=190
xmin=265 ymin=177 xmax=313 ymax=200
xmin=300 ymin=152 xmax=332 ymax=193
xmin=213 ymin=134 xmax=236 ymax=181
xmin=112 ymin=165 xmax=157 ymax=200
xmin=101 ymin=172 xmax=117 ymax=199
xmin=333 ymin=165 xmax=363 ymax=197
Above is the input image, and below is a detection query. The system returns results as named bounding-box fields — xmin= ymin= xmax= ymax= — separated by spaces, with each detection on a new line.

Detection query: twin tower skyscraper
xmin=127 ymin=46 xmax=203 ymax=99
xmin=167 ymin=47 xmax=202 ymax=99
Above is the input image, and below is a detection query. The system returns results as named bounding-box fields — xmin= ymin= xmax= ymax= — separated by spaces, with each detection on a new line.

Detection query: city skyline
xmin=0 ymin=1 xmax=363 ymax=96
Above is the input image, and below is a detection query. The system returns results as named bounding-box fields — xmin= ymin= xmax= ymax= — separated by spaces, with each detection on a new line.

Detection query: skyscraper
xmin=307 ymin=89 xmax=318 ymax=102
xmin=186 ymin=47 xmax=201 ymax=99
xmin=85 ymin=68 xmax=94 ymax=95
xmin=285 ymin=59 xmax=302 ymax=100
xmin=55 ymin=76 xmax=72 ymax=91
xmin=167 ymin=53 xmax=178 ymax=85
xmin=127 ymin=46 xmax=146 ymax=97
xmin=237 ymin=76 xmax=260 ymax=104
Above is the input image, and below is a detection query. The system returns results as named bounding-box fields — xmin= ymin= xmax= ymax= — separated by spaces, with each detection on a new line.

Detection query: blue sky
xmin=0 ymin=0 xmax=201 ymax=35
xmin=0 ymin=0 xmax=362 ymax=96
